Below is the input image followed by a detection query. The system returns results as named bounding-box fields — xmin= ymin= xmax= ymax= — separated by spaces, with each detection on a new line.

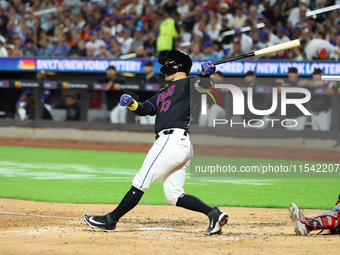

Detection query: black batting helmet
xmin=158 ymin=50 xmax=192 ymax=75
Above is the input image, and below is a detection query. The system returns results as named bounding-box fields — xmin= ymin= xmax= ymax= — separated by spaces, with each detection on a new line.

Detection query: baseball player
xmin=84 ymin=50 xmax=228 ymax=235
xmin=289 ymin=194 xmax=340 ymax=235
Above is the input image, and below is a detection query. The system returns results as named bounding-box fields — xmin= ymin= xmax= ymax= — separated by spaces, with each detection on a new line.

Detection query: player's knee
xmin=165 ymin=191 xmax=183 ymax=205
xmin=166 ymin=195 xmax=177 ymax=205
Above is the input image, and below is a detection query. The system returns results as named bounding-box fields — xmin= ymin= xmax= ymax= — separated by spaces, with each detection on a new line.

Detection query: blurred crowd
xmin=0 ymin=0 xmax=340 ymax=61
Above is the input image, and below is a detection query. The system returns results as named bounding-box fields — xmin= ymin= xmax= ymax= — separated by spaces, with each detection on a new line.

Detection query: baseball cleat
xmin=84 ymin=213 xmax=117 ymax=232
xmin=204 ymin=207 xmax=229 ymax=235
xmin=289 ymin=203 xmax=309 ymax=236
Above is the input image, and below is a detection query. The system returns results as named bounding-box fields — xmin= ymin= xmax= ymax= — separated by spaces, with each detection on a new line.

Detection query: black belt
xmin=155 ymin=129 xmax=188 ymax=140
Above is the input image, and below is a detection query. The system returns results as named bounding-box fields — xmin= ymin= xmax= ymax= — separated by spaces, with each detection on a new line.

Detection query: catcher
xmin=289 ymin=194 xmax=340 ymax=235
xmin=84 ymin=50 xmax=228 ymax=235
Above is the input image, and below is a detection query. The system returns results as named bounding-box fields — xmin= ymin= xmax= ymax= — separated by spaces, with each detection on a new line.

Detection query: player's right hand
xmin=201 ymin=61 xmax=216 ymax=77
xmin=119 ymin=94 xmax=133 ymax=107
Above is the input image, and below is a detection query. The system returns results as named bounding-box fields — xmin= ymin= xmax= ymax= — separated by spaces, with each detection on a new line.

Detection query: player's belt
xmin=155 ymin=129 xmax=188 ymax=140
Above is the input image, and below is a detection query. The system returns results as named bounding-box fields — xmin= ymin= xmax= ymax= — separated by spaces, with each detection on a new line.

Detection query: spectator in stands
xmin=288 ymin=0 xmax=310 ymax=32
xmin=52 ymin=33 xmax=70 ymax=57
xmin=134 ymin=45 xmax=147 ymax=58
xmin=143 ymin=30 xmax=157 ymax=58
xmin=23 ymin=38 xmax=38 ymax=57
xmin=182 ymin=1 xmax=199 ymax=32
xmin=177 ymin=0 xmax=189 ymax=17
xmin=298 ymin=68 xmax=335 ymax=131
xmin=276 ymin=67 xmax=307 ymax=130
xmin=85 ymin=30 xmax=106 ymax=56
xmin=291 ymin=46 xmax=305 ymax=61
xmin=281 ymin=0 xmax=296 ymax=21
xmin=96 ymin=45 xmax=113 ymax=58
xmin=178 ymin=23 xmax=192 ymax=46
xmin=129 ymin=27 xmax=144 ymax=54
xmin=5 ymin=44 xmax=14 ymax=56
xmin=202 ymin=41 xmax=222 ymax=60
xmin=65 ymin=93 xmax=81 ymax=121
xmin=276 ymin=27 xmax=290 ymax=44
xmin=110 ymin=39 xmax=122 ymax=58
xmin=304 ymin=30 xmax=340 ymax=60
xmin=86 ymin=47 xmax=95 ymax=58
xmin=330 ymin=34 xmax=340 ymax=61
xmin=120 ymin=28 xmax=133 ymax=55
xmin=41 ymin=12 xmax=54 ymax=36
xmin=0 ymin=7 xmax=8 ymax=35
xmin=163 ymin=0 xmax=178 ymax=15
xmin=265 ymin=3 xmax=286 ymax=30
xmin=102 ymin=27 xmax=112 ymax=50
xmin=13 ymin=48 xmax=23 ymax=57
xmin=0 ymin=38 xmax=8 ymax=57
xmin=234 ymin=6 xmax=247 ymax=29
xmin=61 ymin=0 xmax=82 ymax=16
xmin=228 ymin=38 xmax=244 ymax=58
xmin=205 ymin=11 xmax=221 ymax=41
xmin=219 ymin=17 xmax=232 ymax=45
xmin=189 ymin=42 xmax=205 ymax=60
xmin=38 ymin=37 xmax=54 ymax=57
xmin=140 ymin=5 xmax=157 ymax=31
xmin=295 ymin=5 xmax=308 ymax=31
xmin=219 ymin=2 xmax=234 ymax=29
xmin=263 ymin=24 xmax=281 ymax=45
xmin=234 ymin=28 xmax=253 ymax=53
xmin=156 ymin=10 xmax=179 ymax=52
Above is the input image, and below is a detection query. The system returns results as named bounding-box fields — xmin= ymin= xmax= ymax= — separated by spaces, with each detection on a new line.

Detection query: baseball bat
xmin=212 ymin=39 xmax=301 ymax=65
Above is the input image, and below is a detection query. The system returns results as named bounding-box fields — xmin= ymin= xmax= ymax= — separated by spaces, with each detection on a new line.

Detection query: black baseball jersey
xmin=133 ymin=75 xmax=201 ymax=134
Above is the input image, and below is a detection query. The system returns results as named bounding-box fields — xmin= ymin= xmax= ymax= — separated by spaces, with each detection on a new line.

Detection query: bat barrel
xmin=212 ymin=39 xmax=300 ymax=66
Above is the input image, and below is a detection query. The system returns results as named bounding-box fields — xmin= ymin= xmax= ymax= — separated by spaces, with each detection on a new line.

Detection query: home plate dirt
xmin=0 ymin=198 xmax=339 ymax=255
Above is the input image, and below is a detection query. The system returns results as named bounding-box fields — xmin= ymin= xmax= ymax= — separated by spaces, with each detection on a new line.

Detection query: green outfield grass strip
xmin=0 ymin=146 xmax=338 ymax=210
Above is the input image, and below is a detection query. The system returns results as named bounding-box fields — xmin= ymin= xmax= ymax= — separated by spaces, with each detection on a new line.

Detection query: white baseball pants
xmin=132 ymin=128 xmax=193 ymax=205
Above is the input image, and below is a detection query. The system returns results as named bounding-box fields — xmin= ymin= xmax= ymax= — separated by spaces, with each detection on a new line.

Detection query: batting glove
xmin=119 ymin=94 xmax=133 ymax=107
xmin=201 ymin=61 xmax=216 ymax=77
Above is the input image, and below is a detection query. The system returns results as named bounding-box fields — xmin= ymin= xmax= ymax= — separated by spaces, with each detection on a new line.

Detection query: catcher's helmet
xmin=158 ymin=50 xmax=192 ymax=75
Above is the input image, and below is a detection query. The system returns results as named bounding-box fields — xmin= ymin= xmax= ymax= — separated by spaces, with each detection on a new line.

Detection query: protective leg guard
xmin=301 ymin=205 xmax=340 ymax=232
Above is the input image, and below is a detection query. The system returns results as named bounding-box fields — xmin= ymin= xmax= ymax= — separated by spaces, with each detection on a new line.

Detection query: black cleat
xmin=204 ymin=207 xmax=228 ymax=235
xmin=83 ymin=213 xmax=117 ymax=232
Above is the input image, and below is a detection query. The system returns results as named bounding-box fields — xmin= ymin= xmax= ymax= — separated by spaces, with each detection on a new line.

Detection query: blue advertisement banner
xmin=1 ymin=57 xmax=340 ymax=76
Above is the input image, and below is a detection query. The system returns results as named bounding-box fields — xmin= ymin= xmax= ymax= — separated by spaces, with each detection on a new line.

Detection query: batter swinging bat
xmin=212 ymin=39 xmax=301 ymax=65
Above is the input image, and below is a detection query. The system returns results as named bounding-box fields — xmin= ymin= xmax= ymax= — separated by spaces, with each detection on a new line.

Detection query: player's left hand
xmin=119 ymin=94 xmax=133 ymax=107
xmin=201 ymin=61 xmax=216 ymax=77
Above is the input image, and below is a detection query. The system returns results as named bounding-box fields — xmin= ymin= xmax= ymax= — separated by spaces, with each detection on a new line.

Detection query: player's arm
xmin=297 ymin=79 xmax=324 ymax=88
xmin=119 ymin=93 xmax=157 ymax=116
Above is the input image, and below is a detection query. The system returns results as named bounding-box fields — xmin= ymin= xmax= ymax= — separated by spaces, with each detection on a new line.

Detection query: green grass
xmin=0 ymin=146 xmax=338 ymax=210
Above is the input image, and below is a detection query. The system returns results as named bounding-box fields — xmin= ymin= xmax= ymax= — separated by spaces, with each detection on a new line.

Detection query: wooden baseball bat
xmin=212 ymin=39 xmax=301 ymax=65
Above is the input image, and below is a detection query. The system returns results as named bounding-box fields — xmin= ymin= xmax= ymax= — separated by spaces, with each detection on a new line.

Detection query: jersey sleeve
xmin=132 ymin=93 xmax=158 ymax=116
